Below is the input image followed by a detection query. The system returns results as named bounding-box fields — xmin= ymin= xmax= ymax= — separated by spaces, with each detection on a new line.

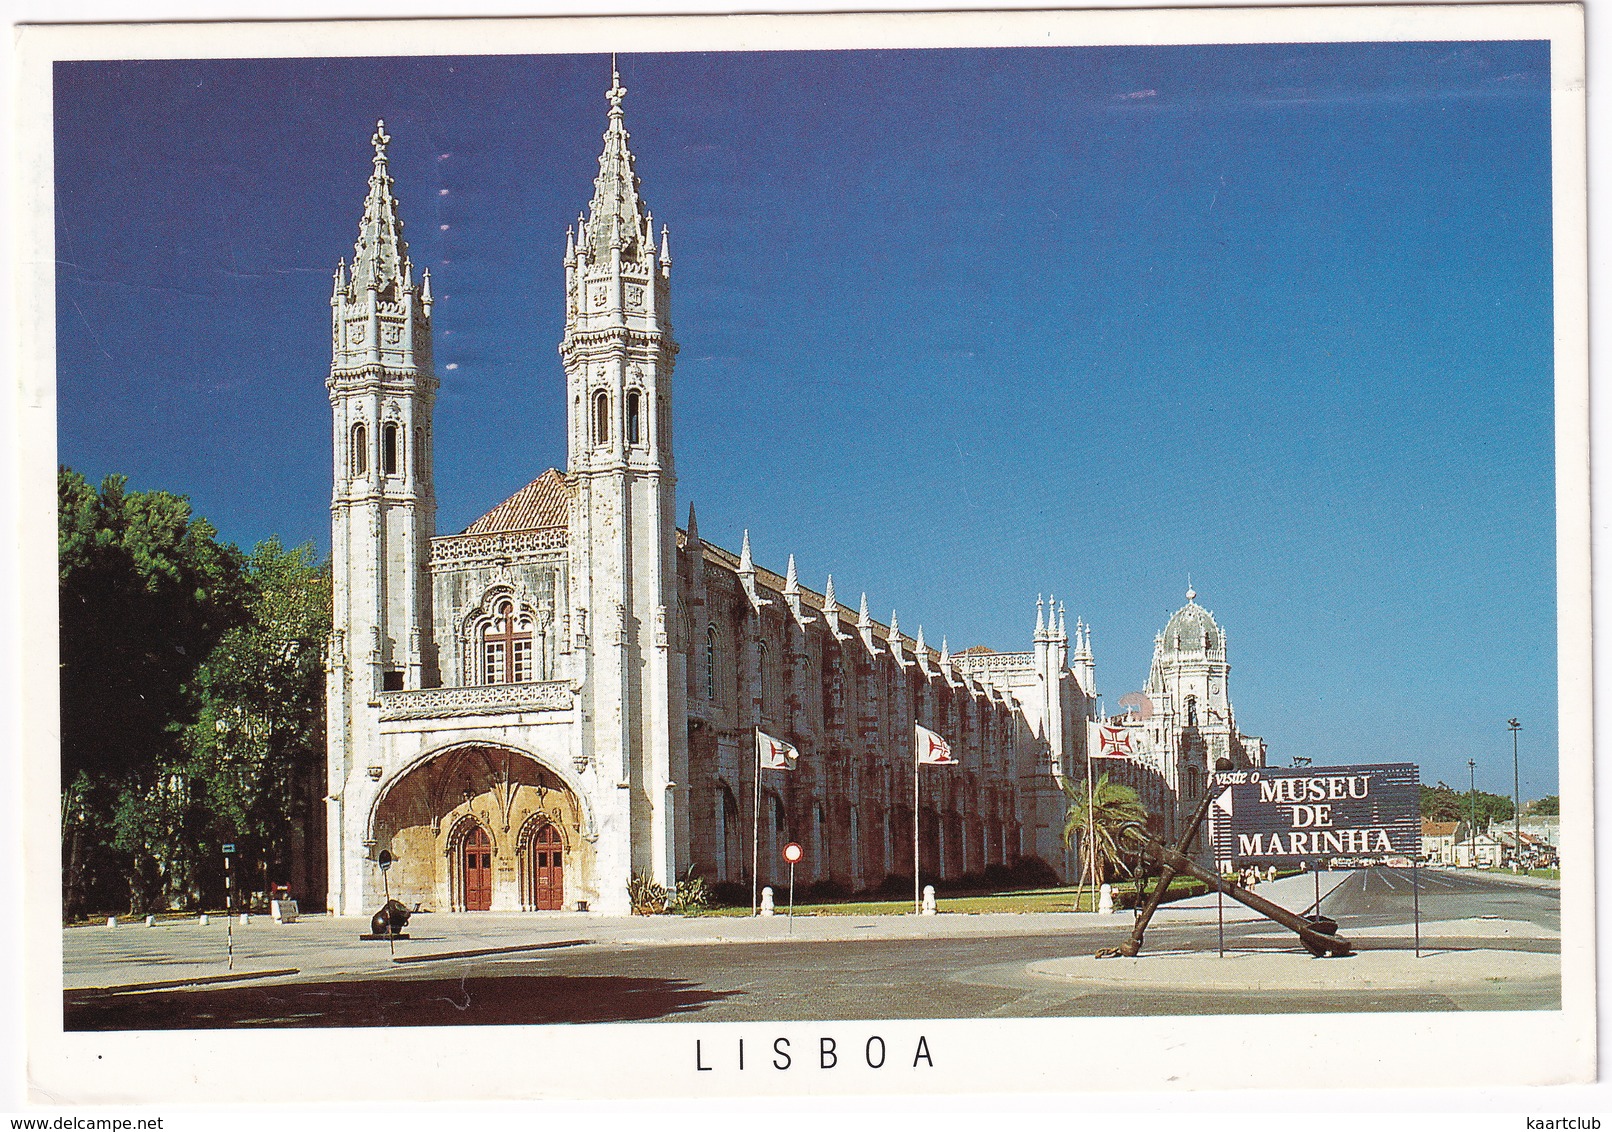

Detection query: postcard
xmin=12 ymin=2 xmax=1591 ymax=1104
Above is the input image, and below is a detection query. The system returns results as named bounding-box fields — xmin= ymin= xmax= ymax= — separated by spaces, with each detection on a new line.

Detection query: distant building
xmin=1421 ymin=819 xmax=1459 ymax=865
xmin=1453 ymin=832 xmax=1504 ymax=869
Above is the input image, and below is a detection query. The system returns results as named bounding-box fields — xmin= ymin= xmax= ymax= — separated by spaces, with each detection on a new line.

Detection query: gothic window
xmin=382 ymin=422 xmax=400 ymax=476
xmin=593 ymin=390 xmax=610 ymax=446
xmin=1186 ymin=765 xmax=1199 ymax=799
xmin=414 ymin=427 xmax=425 ymax=474
xmin=1185 ymin=695 xmax=1198 ymax=729
xmin=705 ymin=626 xmax=718 ymax=703
xmin=481 ymin=600 xmax=535 ymax=684
xmin=351 ymin=422 xmax=368 ymax=476
xmin=627 ymin=390 xmax=642 ymax=446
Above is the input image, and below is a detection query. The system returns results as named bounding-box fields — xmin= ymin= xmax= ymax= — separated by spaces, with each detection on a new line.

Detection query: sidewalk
xmin=63 ymin=908 xmax=1134 ymax=990
xmin=1027 ymin=947 xmax=1558 ymax=991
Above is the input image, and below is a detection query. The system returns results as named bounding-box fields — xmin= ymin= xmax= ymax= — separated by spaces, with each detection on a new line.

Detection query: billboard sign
xmin=1209 ymin=762 xmax=1420 ymax=864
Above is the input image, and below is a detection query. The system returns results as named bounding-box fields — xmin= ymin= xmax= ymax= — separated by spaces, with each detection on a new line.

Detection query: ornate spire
xmin=1035 ymin=594 xmax=1046 ymax=639
xmin=785 ymin=554 xmax=800 ymax=594
xmin=350 ymin=119 xmax=411 ymax=294
xmin=686 ymin=502 xmax=699 ymax=545
xmin=585 ymin=58 xmax=649 ymax=262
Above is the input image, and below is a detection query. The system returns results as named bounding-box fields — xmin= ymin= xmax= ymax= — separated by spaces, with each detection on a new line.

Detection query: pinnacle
xmin=350 ymin=118 xmax=410 ymax=296
xmin=584 ymin=59 xmax=650 ymax=263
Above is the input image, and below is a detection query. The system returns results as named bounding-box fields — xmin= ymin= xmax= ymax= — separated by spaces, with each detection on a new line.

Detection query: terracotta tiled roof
xmin=1421 ymin=820 xmax=1459 ymax=837
xmin=463 ymin=469 xmax=573 ymax=534
xmin=961 ymin=645 xmax=996 ymax=656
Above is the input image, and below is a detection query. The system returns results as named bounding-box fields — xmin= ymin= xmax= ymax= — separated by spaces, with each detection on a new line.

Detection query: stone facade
xmin=324 ymin=72 xmax=1098 ymax=916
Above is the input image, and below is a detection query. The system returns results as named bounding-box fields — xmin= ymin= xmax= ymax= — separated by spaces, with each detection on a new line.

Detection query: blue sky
xmin=54 ymin=42 xmax=1558 ymax=797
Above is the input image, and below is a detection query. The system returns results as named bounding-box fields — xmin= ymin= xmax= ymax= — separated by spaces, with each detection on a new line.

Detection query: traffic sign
xmin=782 ymin=842 xmax=803 ymax=864
xmin=221 ymin=843 xmax=236 ymax=855
xmin=378 ymin=849 xmax=394 ymax=873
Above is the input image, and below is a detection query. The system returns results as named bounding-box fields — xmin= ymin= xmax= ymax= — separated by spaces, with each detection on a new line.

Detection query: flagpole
xmin=752 ymin=725 xmax=761 ymax=917
xmin=1085 ymin=736 xmax=1097 ymax=912
xmin=914 ymin=727 xmax=922 ymax=915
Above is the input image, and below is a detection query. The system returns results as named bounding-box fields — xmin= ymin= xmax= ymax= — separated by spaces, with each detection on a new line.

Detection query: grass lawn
xmin=693 ymin=878 xmax=1215 ymax=917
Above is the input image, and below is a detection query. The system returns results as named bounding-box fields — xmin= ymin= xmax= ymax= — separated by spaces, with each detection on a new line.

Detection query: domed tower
xmin=1143 ymin=586 xmax=1258 ymax=841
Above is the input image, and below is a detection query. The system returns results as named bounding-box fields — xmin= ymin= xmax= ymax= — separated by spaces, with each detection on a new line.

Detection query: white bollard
xmin=921 ymin=885 xmax=937 ymax=915
xmin=760 ymin=887 xmax=775 ymax=916
xmin=1098 ymin=883 xmax=1114 ymax=915
xmin=199 ymin=913 xmax=209 ymax=926
xmin=106 ymin=917 xmax=117 ymax=928
xmin=144 ymin=914 xmax=156 ymax=927
xmin=239 ymin=913 xmax=251 ymax=925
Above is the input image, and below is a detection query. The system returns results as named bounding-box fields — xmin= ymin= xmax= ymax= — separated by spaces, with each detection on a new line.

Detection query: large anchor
xmin=1097 ymin=758 xmax=1351 ymax=959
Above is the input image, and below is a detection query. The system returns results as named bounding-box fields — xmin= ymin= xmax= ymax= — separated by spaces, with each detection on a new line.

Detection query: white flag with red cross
xmin=757 ymin=730 xmax=800 ymax=771
xmin=1089 ymin=722 xmax=1135 ymax=758
xmin=915 ymin=724 xmax=958 ymax=765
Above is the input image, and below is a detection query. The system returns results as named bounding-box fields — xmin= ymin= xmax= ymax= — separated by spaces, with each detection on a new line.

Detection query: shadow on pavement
xmin=65 ymin=973 xmax=740 ymax=1030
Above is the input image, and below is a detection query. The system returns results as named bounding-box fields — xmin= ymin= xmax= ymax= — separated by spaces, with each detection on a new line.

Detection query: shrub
xmin=669 ymin=867 xmax=711 ymax=916
xmin=1007 ymin=856 xmax=1060 ymax=889
xmin=627 ymin=873 xmax=667 ymax=915
xmin=875 ymin=872 xmax=914 ymax=898
xmin=709 ymin=881 xmax=748 ymax=908
xmin=799 ymin=879 xmax=850 ymax=903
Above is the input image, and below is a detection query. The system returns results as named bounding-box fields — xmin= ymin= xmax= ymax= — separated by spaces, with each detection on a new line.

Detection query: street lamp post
xmin=1467 ymin=758 xmax=1477 ymax=869
xmin=1509 ymin=718 xmax=1522 ymax=873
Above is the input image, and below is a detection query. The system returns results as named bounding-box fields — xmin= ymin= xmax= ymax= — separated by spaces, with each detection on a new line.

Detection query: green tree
xmin=1060 ymin=772 xmax=1148 ymax=886
xmin=1529 ymin=795 xmax=1559 ymax=816
xmin=59 ymin=469 xmax=247 ymax=916
xmin=181 ymin=538 xmax=332 ymax=907
xmin=1421 ymin=781 xmax=1513 ymax=828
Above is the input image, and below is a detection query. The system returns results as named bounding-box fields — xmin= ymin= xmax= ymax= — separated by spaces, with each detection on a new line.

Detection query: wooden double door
xmin=462 ymin=825 xmax=493 ymax=911
xmin=530 ymin=823 xmax=565 ymax=911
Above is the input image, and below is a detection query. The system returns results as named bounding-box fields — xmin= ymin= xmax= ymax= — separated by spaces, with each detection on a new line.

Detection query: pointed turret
xmin=350 ymin=120 xmax=411 ymax=296
xmin=888 ymin=611 xmax=911 ymax=669
xmin=858 ymin=592 xmax=879 ymax=656
xmin=1035 ymin=594 xmax=1046 ymax=640
xmin=737 ymin=529 xmax=769 ymax=610
xmin=822 ymin=574 xmax=848 ymax=641
xmin=685 ymin=503 xmax=704 ymax=590
xmin=783 ymin=554 xmax=814 ymax=629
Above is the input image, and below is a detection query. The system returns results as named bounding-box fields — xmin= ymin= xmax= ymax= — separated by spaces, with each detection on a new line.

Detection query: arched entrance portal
xmin=527 ymin=822 xmax=564 ymax=910
xmin=371 ymin=745 xmax=590 ymax=913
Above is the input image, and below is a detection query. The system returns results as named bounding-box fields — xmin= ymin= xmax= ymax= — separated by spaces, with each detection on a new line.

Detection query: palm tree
xmin=1061 ymin=772 xmax=1148 ymax=887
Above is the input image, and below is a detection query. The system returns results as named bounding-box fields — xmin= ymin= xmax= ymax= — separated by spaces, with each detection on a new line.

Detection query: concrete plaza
xmin=62 ymin=867 xmax=1560 ymax=1027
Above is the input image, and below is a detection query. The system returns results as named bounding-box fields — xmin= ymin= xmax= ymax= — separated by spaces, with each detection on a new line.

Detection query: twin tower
xmin=324 ymin=68 xmax=684 ymax=912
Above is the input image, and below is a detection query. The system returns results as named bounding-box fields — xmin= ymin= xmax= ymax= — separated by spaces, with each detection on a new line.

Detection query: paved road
xmin=63 ymin=869 xmax=1559 ymax=1029
xmin=1319 ymin=866 xmax=1560 ymax=932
